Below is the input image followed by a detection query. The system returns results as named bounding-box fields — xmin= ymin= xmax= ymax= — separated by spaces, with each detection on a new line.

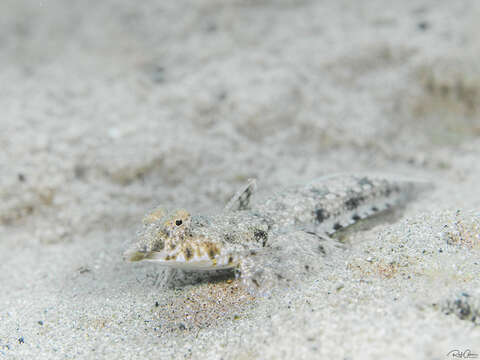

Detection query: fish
xmin=125 ymin=174 xmax=431 ymax=294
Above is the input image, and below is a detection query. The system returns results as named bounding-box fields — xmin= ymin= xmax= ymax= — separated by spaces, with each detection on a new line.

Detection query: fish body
xmin=125 ymin=174 xmax=430 ymax=291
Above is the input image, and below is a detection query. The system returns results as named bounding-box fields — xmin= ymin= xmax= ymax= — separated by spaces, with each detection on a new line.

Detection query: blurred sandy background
xmin=1 ymin=1 xmax=480 ymax=359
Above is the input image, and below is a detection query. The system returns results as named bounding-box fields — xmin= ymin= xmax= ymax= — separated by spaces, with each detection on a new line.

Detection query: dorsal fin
xmin=224 ymin=178 xmax=257 ymax=212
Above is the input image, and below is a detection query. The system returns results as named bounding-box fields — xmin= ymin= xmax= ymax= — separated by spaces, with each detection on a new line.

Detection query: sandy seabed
xmin=1 ymin=1 xmax=480 ymax=359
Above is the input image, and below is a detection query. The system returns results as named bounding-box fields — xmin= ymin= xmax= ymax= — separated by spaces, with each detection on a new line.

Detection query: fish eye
xmin=175 ymin=220 xmax=182 ymax=226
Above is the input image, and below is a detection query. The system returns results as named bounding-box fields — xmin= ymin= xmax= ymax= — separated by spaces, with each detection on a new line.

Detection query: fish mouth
xmin=123 ymin=245 xmax=183 ymax=264
xmin=123 ymin=247 xmax=148 ymax=262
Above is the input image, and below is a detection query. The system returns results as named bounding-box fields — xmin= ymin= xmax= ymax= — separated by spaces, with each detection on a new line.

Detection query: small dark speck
xmin=345 ymin=196 xmax=363 ymax=210
xmin=318 ymin=245 xmax=326 ymax=255
xmin=460 ymin=306 xmax=471 ymax=317
xmin=206 ymin=23 xmax=217 ymax=32
xmin=74 ymin=164 xmax=86 ymax=179
xmin=315 ymin=208 xmax=329 ymax=223
xmin=254 ymin=229 xmax=268 ymax=246
xmin=417 ymin=21 xmax=429 ymax=30
xmin=78 ymin=266 xmax=90 ymax=274
xmin=224 ymin=233 xmax=235 ymax=242
xmin=175 ymin=219 xmax=182 ymax=226
xmin=18 ymin=173 xmax=25 ymax=182
xmin=178 ymin=323 xmax=186 ymax=330
xmin=461 ymin=292 xmax=470 ymax=297
xmin=155 ymin=301 xmax=159 ymax=307
xmin=217 ymin=91 xmax=227 ymax=101
xmin=439 ymin=248 xmax=443 ymax=253
xmin=18 ymin=337 xmax=24 ymax=344
xmin=37 ymin=320 xmax=43 ymax=325
xmin=371 ymin=206 xmax=379 ymax=212
xmin=333 ymin=222 xmax=342 ymax=231
xmin=149 ymin=65 xmax=165 ymax=84
xmin=352 ymin=214 xmax=361 ymax=221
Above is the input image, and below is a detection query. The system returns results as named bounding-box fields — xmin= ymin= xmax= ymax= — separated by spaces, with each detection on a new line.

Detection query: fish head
xmin=124 ymin=207 xmax=234 ymax=270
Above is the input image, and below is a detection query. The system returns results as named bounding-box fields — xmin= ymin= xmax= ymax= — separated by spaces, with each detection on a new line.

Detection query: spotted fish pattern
xmin=125 ymin=174 xmax=430 ymax=293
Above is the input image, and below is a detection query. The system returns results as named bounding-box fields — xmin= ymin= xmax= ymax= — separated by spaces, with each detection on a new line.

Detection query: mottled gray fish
xmin=125 ymin=174 xmax=431 ymax=293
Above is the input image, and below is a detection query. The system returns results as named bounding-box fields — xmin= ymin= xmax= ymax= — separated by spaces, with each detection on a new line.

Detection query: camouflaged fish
xmin=125 ymin=174 xmax=430 ymax=293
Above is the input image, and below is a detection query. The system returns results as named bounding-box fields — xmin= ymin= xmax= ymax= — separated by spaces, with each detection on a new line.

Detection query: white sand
xmin=1 ymin=0 xmax=480 ymax=359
